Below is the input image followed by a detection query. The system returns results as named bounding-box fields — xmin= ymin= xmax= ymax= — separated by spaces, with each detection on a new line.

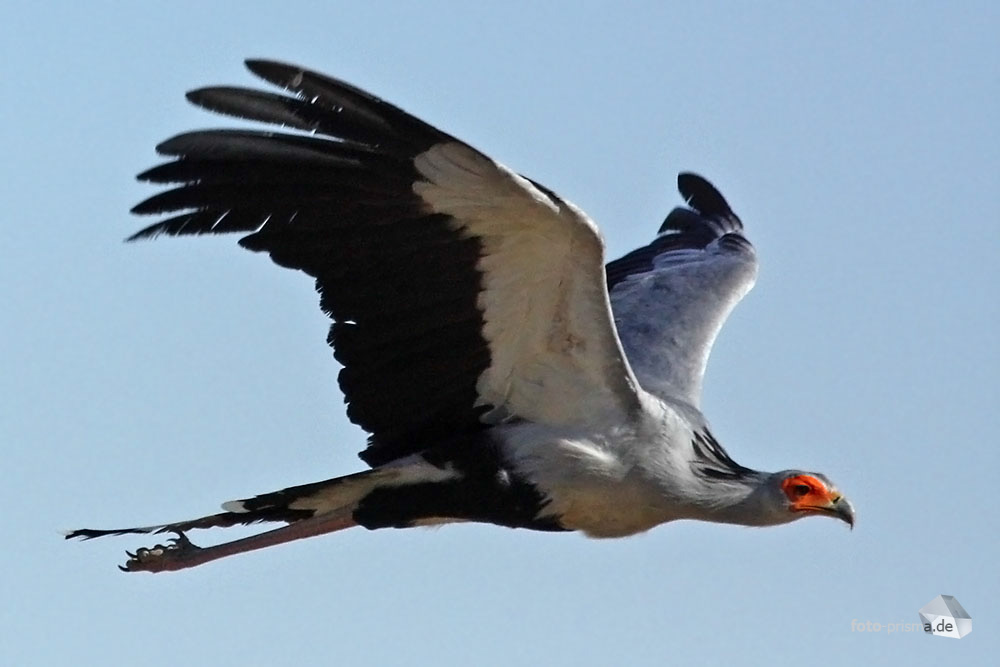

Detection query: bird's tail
xmin=64 ymin=468 xmax=386 ymax=541
xmin=65 ymin=459 xmax=466 ymax=572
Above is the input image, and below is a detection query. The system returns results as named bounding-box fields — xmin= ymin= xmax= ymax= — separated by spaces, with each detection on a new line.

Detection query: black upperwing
xmin=131 ymin=60 xmax=493 ymax=466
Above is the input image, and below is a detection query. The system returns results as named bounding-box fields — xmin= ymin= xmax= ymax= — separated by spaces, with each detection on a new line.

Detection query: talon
xmin=168 ymin=532 xmax=192 ymax=548
xmin=117 ymin=533 xmax=202 ymax=573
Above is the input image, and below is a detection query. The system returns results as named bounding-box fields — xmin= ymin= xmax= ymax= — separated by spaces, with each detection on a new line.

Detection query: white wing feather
xmin=414 ymin=142 xmax=642 ymax=427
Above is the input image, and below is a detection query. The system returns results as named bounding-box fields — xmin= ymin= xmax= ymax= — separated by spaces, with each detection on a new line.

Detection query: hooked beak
xmin=796 ymin=495 xmax=855 ymax=529
xmin=828 ymin=495 xmax=855 ymax=529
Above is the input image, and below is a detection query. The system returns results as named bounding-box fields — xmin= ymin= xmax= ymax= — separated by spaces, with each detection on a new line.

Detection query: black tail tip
xmin=63 ymin=528 xmax=99 ymax=540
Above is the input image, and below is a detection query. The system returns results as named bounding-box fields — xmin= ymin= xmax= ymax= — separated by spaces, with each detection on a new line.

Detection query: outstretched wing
xmin=605 ymin=174 xmax=758 ymax=408
xmin=131 ymin=60 xmax=642 ymax=466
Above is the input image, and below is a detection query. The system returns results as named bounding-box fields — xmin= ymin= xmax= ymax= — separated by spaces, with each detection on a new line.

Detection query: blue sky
xmin=2 ymin=2 xmax=997 ymax=665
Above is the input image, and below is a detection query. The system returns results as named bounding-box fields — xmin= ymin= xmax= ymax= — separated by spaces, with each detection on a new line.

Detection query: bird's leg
xmin=120 ymin=511 xmax=357 ymax=573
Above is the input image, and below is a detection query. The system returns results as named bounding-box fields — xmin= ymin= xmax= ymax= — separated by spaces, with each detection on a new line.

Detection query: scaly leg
xmin=120 ymin=511 xmax=357 ymax=573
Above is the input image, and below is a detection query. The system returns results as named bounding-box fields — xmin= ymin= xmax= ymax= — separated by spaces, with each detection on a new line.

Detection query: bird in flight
xmin=67 ymin=60 xmax=853 ymax=573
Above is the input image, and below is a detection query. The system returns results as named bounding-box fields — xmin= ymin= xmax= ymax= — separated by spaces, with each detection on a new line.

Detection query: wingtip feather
xmin=245 ymin=59 xmax=305 ymax=89
xmin=677 ymin=172 xmax=732 ymax=217
xmin=125 ymin=223 xmax=164 ymax=242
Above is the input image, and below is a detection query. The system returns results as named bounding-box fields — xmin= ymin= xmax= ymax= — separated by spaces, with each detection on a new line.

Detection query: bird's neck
xmin=681 ymin=471 xmax=785 ymax=527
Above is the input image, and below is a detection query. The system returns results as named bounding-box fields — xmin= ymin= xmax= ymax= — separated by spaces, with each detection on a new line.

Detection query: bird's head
xmin=770 ymin=471 xmax=854 ymax=528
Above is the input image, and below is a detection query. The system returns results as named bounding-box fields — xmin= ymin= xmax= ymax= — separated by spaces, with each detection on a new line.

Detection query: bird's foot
xmin=120 ymin=532 xmax=199 ymax=573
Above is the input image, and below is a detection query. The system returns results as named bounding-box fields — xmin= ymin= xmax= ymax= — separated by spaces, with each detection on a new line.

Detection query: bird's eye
xmin=793 ymin=484 xmax=811 ymax=497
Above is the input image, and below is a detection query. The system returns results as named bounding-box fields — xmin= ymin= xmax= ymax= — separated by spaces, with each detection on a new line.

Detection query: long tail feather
xmin=63 ymin=507 xmax=305 ymax=541
xmin=65 ymin=468 xmax=390 ymax=542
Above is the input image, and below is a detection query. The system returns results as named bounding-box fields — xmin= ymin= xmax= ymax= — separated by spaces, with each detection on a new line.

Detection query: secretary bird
xmin=67 ymin=60 xmax=853 ymax=573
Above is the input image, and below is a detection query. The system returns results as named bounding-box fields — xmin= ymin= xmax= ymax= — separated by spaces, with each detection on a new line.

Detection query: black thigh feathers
xmin=356 ymin=432 xmax=567 ymax=532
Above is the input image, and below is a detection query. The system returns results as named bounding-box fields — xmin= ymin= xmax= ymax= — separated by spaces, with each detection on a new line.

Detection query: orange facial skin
xmin=781 ymin=474 xmax=840 ymax=513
